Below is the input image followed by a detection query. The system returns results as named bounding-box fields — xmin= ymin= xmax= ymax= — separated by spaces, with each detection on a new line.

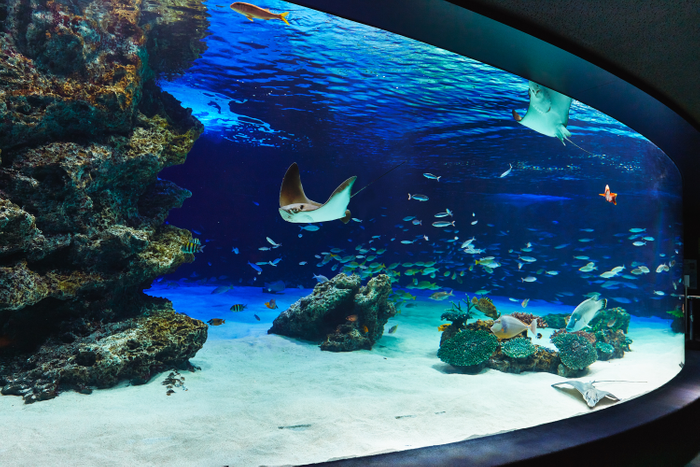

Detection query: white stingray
xmin=512 ymin=81 xmax=573 ymax=143
xmin=278 ymin=162 xmax=356 ymax=224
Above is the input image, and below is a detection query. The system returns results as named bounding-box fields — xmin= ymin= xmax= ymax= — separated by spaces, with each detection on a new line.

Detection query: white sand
xmin=0 ymin=285 xmax=684 ymax=466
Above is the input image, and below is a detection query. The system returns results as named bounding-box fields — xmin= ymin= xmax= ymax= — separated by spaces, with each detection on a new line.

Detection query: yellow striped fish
xmin=230 ymin=304 xmax=247 ymax=312
xmin=182 ymin=238 xmax=204 ymax=254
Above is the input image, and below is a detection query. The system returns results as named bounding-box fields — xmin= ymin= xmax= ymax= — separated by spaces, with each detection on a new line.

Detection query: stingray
xmin=512 ymin=81 xmax=595 ymax=155
xmin=552 ymin=380 xmax=646 ymax=408
xmin=279 ymin=162 xmax=356 ymax=224
xmin=278 ymin=161 xmax=406 ymax=224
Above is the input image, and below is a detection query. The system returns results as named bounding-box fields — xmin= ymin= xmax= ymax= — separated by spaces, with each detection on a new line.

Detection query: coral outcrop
xmin=0 ymin=297 xmax=207 ymax=403
xmin=437 ymin=329 xmax=498 ymax=372
xmin=0 ymin=0 xmax=209 ymax=401
xmin=268 ymin=274 xmax=396 ymax=352
xmin=552 ymin=332 xmax=598 ymax=376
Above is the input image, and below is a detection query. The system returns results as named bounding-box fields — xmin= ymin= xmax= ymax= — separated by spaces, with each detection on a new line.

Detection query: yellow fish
xmin=230 ymin=2 xmax=290 ymax=25
xmin=438 ymin=323 xmax=450 ymax=332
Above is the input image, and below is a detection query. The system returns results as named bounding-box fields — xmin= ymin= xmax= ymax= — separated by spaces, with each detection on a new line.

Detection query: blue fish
xmin=300 ymin=225 xmax=320 ymax=232
xmin=248 ymin=261 xmax=262 ymax=274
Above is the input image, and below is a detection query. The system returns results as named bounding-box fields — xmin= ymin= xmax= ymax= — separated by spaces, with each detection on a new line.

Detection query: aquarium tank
xmin=0 ymin=0 xmax=686 ymax=464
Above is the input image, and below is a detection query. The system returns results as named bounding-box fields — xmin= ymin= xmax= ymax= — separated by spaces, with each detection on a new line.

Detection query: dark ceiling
xmin=458 ymin=0 xmax=700 ymax=133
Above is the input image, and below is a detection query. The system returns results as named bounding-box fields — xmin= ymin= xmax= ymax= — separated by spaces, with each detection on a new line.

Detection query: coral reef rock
xmin=0 ymin=0 xmax=209 ymax=400
xmin=552 ymin=332 xmax=598 ymax=376
xmin=268 ymin=274 xmax=396 ymax=352
xmin=437 ymin=329 xmax=498 ymax=372
xmin=0 ymin=297 xmax=207 ymax=403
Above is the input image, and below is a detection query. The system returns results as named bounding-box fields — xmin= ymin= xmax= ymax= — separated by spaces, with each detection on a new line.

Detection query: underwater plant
xmin=552 ymin=333 xmax=597 ymax=371
xmin=437 ymin=329 xmax=498 ymax=368
xmin=441 ymin=298 xmax=476 ymax=330
xmin=501 ymin=337 xmax=537 ymax=359
xmin=667 ymin=308 xmax=684 ymax=319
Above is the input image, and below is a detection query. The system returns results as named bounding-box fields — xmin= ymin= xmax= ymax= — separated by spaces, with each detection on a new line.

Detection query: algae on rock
xmin=0 ymin=0 xmax=209 ymax=401
xmin=268 ymin=274 xmax=396 ymax=352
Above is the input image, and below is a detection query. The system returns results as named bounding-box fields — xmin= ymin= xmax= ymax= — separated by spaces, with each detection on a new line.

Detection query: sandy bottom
xmin=0 ymin=285 xmax=684 ymax=466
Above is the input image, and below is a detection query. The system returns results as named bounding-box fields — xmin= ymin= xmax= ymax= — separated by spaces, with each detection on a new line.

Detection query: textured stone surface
xmin=0 ymin=296 xmax=207 ymax=403
xmin=268 ymin=274 xmax=396 ymax=352
xmin=0 ymin=0 xmax=209 ymax=400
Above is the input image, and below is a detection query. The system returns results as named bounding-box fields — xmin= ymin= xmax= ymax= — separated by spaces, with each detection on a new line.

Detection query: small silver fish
xmin=423 ymin=173 xmax=441 ymax=181
xmin=408 ymin=193 xmax=429 ymax=202
xmin=499 ymin=163 xmax=512 ymax=178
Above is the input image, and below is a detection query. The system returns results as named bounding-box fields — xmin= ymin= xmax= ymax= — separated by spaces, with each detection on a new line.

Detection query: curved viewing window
xmin=2 ymin=1 xmax=684 ymax=465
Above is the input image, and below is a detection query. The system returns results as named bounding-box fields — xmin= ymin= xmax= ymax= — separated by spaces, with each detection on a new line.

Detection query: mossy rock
xmin=501 ymin=337 xmax=537 ymax=359
xmin=552 ymin=333 xmax=597 ymax=370
xmin=596 ymin=341 xmax=615 ymax=361
xmin=588 ymin=307 xmax=630 ymax=333
xmin=437 ymin=329 xmax=498 ymax=368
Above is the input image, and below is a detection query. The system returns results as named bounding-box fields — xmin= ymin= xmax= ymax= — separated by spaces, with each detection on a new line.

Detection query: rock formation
xmin=0 ymin=0 xmax=209 ymax=402
xmin=268 ymin=274 xmax=396 ymax=352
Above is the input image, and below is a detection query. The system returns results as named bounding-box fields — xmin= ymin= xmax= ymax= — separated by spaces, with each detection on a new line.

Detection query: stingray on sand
xmin=552 ymin=380 xmax=646 ymax=408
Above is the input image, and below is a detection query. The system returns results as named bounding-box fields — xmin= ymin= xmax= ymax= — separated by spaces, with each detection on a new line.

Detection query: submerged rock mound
xmin=0 ymin=297 xmax=207 ymax=403
xmin=268 ymin=274 xmax=396 ymax=352
xmin=0 ymin=0 xmax=209 ymax=401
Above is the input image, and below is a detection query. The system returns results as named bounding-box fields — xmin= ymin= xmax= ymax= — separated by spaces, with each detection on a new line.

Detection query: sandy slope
xmin=0 ymin=285 xmax=684 ymax=466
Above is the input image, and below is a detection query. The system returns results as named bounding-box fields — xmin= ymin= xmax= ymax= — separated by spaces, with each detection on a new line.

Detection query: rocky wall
xmin=0 ymin=0 xmax=210 ymax=402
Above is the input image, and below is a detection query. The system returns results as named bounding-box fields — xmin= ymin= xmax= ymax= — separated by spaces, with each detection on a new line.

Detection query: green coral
xmin=437 ymin=329 xmax=498 ymax=367
xmin=667 ymin=309 xmax=684 ymax=319
xmin=596 ymin=341 xmax=615 ymax=361
xmin=501 ymin=337 xmax=537 ymax=359
xmin=588 ymin=307 xmax=630 ymax=333
xmin=552 ymin=333 xmax=597 ymax=370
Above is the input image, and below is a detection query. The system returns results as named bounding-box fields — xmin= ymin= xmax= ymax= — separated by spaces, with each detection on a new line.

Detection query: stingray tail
xmin=564 ymin=136 xmax=598 ymax=156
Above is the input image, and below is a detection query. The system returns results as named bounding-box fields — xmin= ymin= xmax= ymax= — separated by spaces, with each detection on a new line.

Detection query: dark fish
xmin=263 ymin=280 xmax=286 ymax=294
xmin=207 ymin=318 xmax=225 ymax=326
xmin=182 ymin=238 xmax=204 ymax=254
xmin=388 ymin=325 xmax=398 ymax=334
xmin=254 ymin=314 xmax=260 ymax=321
xmin=230 ymin=304 xmax=247 ymax=312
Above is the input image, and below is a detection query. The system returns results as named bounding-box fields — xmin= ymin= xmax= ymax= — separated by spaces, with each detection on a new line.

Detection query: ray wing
xmin=279 ymin=162 xmax=319 ymax=207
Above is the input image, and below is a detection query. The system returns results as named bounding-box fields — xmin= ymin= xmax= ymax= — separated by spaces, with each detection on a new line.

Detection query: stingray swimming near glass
xmin=512 ymin=81 xmax=596 ymax=156
xmin=278 ymin=161 xmax=406 ymax=224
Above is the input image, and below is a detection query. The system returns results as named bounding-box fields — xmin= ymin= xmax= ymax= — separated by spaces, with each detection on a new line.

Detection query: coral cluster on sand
xmin=0 ymin=0 xmax=209 ymax=402
xmin=268 ymin=274 xmax=396 ymax=352
xmin=436 ymin=308 xmax=629 ymax=376
xmin=437 ymin=330 xmax=498 ymax=371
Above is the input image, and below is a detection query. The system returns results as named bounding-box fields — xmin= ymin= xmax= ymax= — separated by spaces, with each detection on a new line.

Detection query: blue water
xmin=153 ymin=0 xmax=683 ymax=319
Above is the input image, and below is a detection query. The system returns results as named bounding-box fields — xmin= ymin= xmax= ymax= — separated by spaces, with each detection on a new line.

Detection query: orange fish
xmin=230 ymin=2 xmax=290 ymax=25
xmin=265 ymin=299 xmax=278 ymax=309
xmin=346 ymin=314 xmax=358 ymax=322
xmin=362 ymin=325 xmax=369 ymax=333
xmin=438 ymin=323 xmax=450 ymax=332
xmin=599 ymin=184 xmax=617 ymax=205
